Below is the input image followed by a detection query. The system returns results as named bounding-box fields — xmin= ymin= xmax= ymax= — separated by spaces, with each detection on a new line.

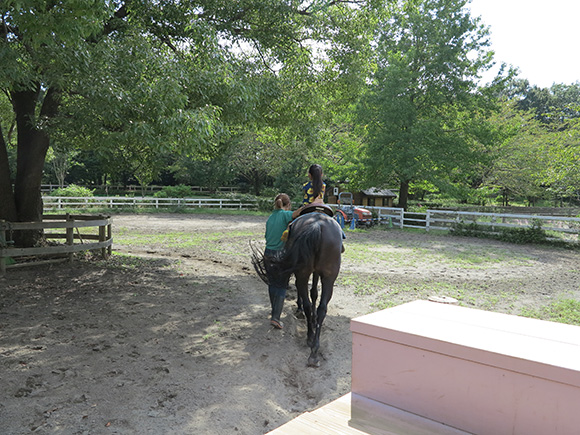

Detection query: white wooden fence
xmin=327 ymin=204 xmax=580 ymax=241
xmin=424 ymin=209 xmax=580 ymax=235
xmin=41 ymin=184 xmax=239 ymax=193
xmin=43 ymin=196 xmax=258 ymax=210
xmin=42 ymin=197 xmax=580 ymax=241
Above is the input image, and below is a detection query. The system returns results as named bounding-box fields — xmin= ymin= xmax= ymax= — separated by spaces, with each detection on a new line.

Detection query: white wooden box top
xmin=350 ymin=300 xmax=580 ymax=387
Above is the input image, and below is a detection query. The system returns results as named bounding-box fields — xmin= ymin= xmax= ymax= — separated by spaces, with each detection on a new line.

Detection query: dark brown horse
xmin=267 ymin=211 xmax=342 ymax=367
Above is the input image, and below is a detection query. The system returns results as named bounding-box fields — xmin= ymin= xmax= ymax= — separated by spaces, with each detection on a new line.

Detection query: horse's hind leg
xmin=307 ymin=276 xmax=335 ymax=367
xmin=295 ymin=272 xmax=316 ymax=346
xmin=295 ymin=294 xmax=305 ymax=319
xmin=310 ymin=273 xmax=319 ymax=307
xmin=295 ymin=275 xmax=305 ymax=319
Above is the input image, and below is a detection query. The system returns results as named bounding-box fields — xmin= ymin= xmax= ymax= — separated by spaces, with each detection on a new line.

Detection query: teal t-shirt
xmin=265 ymin=209 xmax=294 ymax=251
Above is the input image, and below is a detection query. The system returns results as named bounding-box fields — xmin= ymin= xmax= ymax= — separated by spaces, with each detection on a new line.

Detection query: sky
xmin=467 ymin=0 xmax=580 ymax=88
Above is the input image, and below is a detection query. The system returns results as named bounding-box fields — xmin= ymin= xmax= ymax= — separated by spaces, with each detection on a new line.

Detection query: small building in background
xmin=327 ymin=187 xmax=397 ymax=207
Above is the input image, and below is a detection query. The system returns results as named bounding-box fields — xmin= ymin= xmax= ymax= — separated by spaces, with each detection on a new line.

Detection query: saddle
xmin=298 ymin=203 xmax=334 ymax=218
xmin=280 ymin=203 xmax=334 ymax=242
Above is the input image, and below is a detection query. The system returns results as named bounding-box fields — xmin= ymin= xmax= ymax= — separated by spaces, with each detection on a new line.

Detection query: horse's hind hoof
xmin=307 ymin=357 xmax=320 ymax=368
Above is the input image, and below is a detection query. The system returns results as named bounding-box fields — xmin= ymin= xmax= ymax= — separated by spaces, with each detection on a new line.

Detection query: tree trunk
xmin=10 ymin=87 xmax=59 ymax=246
xmin=398 ymin=180 xmax=409 ymax=210
xmin=0 ymin=124 xmax=18 ymax=222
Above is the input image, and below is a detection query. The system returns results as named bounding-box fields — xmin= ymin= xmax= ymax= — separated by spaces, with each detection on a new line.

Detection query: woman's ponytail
xmin=309 ymin=164 xmax=323 ymax=199
xmin=274 ymin=193 xmax=290 ymax=210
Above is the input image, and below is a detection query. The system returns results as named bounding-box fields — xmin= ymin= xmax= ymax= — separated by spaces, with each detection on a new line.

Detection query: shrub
xmin=451 ymin=220 xmax=550 ymax=245
xmin=153 ymin=185 xmax=193 ymax=198
xmin=50 ymin=184 xmax=94 ymax=197
xmin=223 ymin=192 xmax=265 ymax=211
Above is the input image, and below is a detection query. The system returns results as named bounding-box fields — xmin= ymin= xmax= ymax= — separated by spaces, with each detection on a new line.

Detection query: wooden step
xmin=268 ymin=393 xmax=468 ymax=434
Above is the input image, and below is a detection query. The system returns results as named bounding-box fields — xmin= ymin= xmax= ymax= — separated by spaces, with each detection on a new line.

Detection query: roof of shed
xmin=361 ymin=188 xmax=397 ymax=198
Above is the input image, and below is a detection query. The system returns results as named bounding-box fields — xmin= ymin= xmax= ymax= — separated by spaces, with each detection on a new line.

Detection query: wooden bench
xmin=270 ymin=300 xmax=580 ymax=434
xmin=351 ymin=300 xmax=580 ymax=434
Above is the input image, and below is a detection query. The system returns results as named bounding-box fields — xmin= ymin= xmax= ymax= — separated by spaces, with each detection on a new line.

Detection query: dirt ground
xmin=1 ymin=213 xmax=580 ymax=434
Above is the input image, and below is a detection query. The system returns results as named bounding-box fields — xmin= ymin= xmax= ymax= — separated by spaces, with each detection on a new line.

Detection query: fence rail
xmin=43 ymin=196 xmax=258 ymax=210
xmin=0 ymin=214 xmax=112 ymax=274
xmin=424 ymin=209 xmax=580 ymax=240
xmin=328 ymin=205 xmax=580 ymax=242
xmin=41 ymin=184 xmax=239 ymax=193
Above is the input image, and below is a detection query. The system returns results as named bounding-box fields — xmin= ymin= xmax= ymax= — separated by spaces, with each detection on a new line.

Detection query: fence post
xmin=426 ymin=210 xmax=431 ymax=232
xmin=99 ymin=215 xmax=107 ymax=259
xmin=107 ymin=219 xmax=112 ymax=257
xmin=399 ymin=209 xmax=404 ymax=229
xmin=0 ymin=220 xmax=6 ymax=275
xmin=66 ymin=214 xmax=74 ymax=263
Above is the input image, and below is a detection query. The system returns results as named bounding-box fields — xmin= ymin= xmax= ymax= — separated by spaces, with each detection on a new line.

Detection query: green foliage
xmin=497 ymin=223 xmax=548 ymax=245
xmin=272 ymin=157 xmax=308 ymax=201
xmin=153 ymin=185 xmax=194 ymax=198
xmin=170 ymin=155 xmax=235 ymax=191
xmin=49 ymin=184 xmax=94 ymax=197
xmin=357 ymin=0 xmax=498 ymax=209
xmin=2 ymin=0 xmax=377 ymax=224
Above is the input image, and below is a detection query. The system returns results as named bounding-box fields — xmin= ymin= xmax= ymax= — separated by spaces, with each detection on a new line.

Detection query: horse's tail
xmin=249 ymin=241 xmax=292 ymax=287
xmin=250 ymin=241 xmax=270 ymax=284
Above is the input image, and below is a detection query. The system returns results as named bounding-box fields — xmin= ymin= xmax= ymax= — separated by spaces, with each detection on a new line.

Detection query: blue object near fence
xmin=335 ymin=213 xmax=345 ymax=229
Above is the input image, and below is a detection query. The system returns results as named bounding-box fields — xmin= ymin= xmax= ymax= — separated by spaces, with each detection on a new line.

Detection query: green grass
xmin=343 ymin=238 xmax=534 ymax=270
xmin=114 ymin=229 xmax=260 ymax=251
xmin=520 ymin=299 xmax=580 ymax=326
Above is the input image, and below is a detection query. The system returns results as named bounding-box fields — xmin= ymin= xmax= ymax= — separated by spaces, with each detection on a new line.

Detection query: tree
xmin=481 ymin=102 xmax=546 ymax=206
xmin=45 ymin=145 xmax=80 ymax=188
xmin=357 ymin=0 xmax=496 ymax=209
xmin=491 ymin=80 xmax=580 ymax=205
xmin=502 ymin=79 xmax=580 ymax=125
xmin=539 ymin=117 xmax=580 ymax=205
xmin=1 ymin=0 xmax=373 ymax=246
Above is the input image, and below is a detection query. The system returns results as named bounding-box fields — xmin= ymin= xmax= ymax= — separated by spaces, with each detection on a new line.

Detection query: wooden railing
xmin=43 ymin=196 xmax=258 ymax=210
xmin=329 ymin=205 xmax=580 ymax=242
xmin=40 ymin=184 xmax=239 ymax=193
xmin=0 ymin=214 xmax=112 ymax=275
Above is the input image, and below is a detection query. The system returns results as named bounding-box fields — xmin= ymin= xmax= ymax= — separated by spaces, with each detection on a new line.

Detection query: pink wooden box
xmin=351 ymin=300 xmax=580 ymax=435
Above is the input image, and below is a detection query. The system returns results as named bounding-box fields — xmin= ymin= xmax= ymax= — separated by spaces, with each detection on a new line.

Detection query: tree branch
xmin=103 ymin=2 xmax=129 ymax=35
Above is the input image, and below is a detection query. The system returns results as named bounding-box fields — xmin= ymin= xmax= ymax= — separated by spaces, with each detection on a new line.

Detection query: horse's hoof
xmin=307 ymin=357 xmax=320 ymax=368
xmin=295 ymin=309 xmax=305 ymax=319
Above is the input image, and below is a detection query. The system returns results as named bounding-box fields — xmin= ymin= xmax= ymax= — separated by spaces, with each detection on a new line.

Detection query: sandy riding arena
xmin=2 ymin=213 xmax=580 ymax=434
